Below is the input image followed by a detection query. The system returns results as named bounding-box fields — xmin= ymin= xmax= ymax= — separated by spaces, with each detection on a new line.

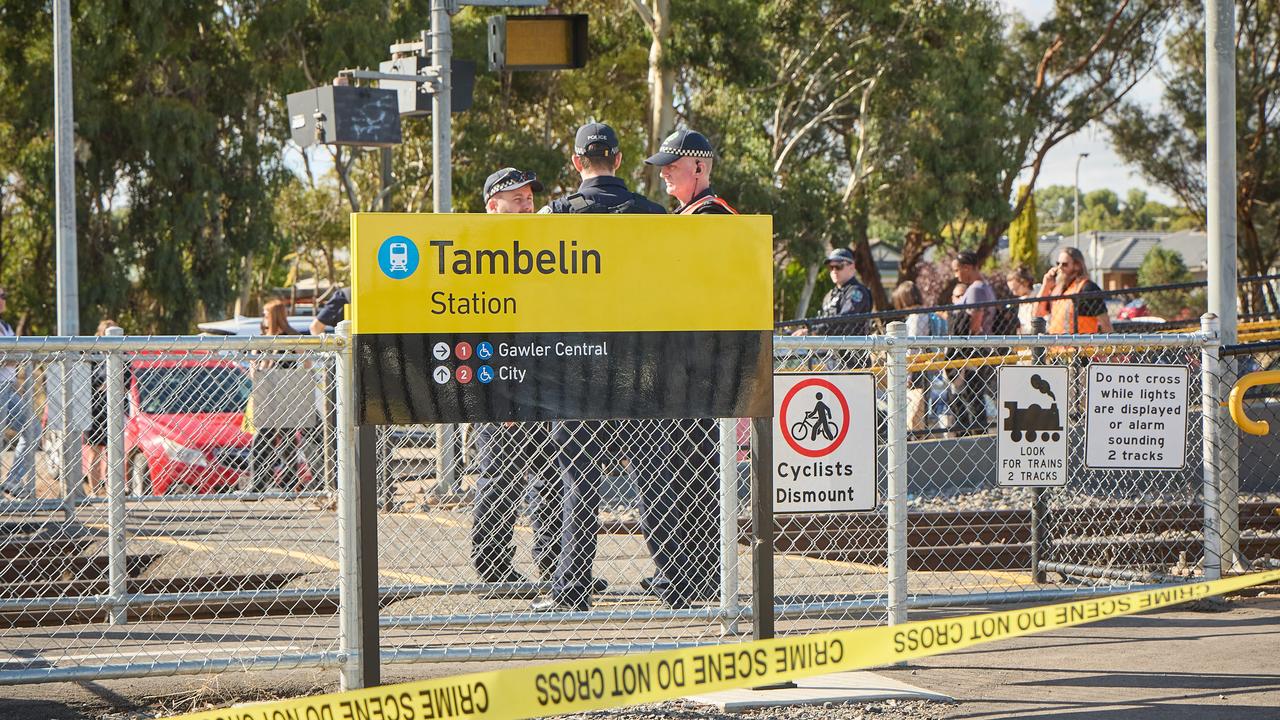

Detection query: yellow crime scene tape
xmin=168 ymin=569 xmax=1280 ymax=720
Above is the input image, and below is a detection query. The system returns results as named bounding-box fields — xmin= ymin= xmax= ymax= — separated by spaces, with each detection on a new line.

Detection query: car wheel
xmin=129 ymin=453 xmax=154 ymax=496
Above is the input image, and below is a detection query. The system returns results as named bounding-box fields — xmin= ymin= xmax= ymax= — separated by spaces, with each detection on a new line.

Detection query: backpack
xmin=926 ymin=312 xmax=947 ymax=337
xmin=556 ymin=193 xmax=637 ymax=214
xmin=992 ymin=302 xmax=1020 ymax=336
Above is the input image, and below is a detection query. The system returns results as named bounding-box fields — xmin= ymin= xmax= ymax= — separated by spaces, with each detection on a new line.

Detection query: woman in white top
xmin=892 ymin=282 xmax=944 ymax=433
xmin=1006 ymin=265 xmax=1040 ymax=334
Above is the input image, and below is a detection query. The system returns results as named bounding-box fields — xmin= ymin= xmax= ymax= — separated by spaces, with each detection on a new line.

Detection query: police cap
xmin=825 ymin=248 xmax=856 ymax=266
xmin=483 ymin=167 xmax=544 ymax=201
xmin=644 ymin=129 xmax=715 ymax=166
xmin=574 ymin=122 xmax=620 ymax=157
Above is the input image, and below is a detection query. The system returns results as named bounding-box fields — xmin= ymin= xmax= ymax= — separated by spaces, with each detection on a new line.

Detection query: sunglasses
xmin=0 ymin=292 xmax=7 ymax=299
xmin=828 ymin=263 xmax=850 ymax=270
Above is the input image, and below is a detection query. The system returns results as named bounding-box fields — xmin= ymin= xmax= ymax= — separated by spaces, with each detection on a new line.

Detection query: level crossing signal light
xmin=487 ymin=14 xmax=588 ymax=71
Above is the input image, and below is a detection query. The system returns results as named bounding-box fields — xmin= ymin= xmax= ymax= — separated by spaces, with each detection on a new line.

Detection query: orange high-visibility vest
xmin=678 ymin=195 xmax=738 ymax=215
xmin=1041 ymin=276 xmax=1100 ymax=334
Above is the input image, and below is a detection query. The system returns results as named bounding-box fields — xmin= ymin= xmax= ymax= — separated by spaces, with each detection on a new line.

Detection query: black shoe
xmin=531 ymin=595 xmax=589 ymax=612
xmin=593 ymin=577 xmax=609 ymax=594
xmin=639 ymin=576 xmax=655 ymax=593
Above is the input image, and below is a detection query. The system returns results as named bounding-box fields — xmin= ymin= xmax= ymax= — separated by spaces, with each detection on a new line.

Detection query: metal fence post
xmin=104 ymin=327 xmax=127 ymax=625
xmin=431 ymin=424 xmax=460 ymax=503
xmin=885 ymin=322 xmax=908 ymax=627
xmin=718 ymin=417 xmax=740 ymax=635
xmin=1200 ymin=314 xmax=1223 ymax=581
xmin=749 ymin=416 xmax=775 ymax=641
xmin=1218 ymin=360 xmax=1241 ymax=569
xmin=335 ymin=321 xmax=372 ymax=689
xmin=58 ymin=357 xmax=79 ymax=523
xmin=1028 ymin=316 xmax=1050 ymax=583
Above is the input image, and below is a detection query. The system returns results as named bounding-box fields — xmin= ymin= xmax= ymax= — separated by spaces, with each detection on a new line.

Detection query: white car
xmin=197 ymin=315 xmax=315 ymax=336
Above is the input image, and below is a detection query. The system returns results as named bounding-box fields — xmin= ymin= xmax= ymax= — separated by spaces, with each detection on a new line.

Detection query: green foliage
xmin=1109 ymin=0 xmax=1280 ymax=277
xmin=1137 ymin=246 xmax=1202 ymax=318
xmin=1034 ymin=184 xmax=1199 ymax=235
xmin=0 ymin=0 xmax=1200 ymax=330
xmin=1008 ymin=184 xmax=1039 ymax=273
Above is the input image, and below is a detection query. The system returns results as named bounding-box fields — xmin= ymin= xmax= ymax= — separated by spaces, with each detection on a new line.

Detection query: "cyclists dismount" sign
xmin=772 ymin=373 xmax=877 ymax=513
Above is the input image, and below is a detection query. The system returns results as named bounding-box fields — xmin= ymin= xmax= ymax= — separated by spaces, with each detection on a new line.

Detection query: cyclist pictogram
xmin=790 ymin=392 xmax=840 ymax=442
xmin=778 ymin=377 xmax=851 ymax=458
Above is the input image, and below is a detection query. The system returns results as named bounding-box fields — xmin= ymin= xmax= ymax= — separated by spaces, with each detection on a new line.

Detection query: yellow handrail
xmin=1228 ymin=370 xmax=1280 ymax=435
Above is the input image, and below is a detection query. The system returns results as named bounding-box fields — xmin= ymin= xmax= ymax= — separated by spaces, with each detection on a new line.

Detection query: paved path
xmin=879 ymin=594 xmax=1280 ymax=719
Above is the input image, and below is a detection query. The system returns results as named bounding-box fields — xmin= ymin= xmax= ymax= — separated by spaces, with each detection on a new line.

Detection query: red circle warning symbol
xmin=779 ymin=378 xmax=851 ymax=458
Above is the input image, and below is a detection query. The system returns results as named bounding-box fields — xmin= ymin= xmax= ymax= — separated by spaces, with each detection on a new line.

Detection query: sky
xmin=1000 ymin=0 xmax=1178 ymax=205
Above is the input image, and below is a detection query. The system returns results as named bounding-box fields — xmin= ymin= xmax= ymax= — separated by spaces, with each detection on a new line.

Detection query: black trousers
xmin=469 ymin=423 xmax=560 ymax=582
xmin=635 ymin=418 xmax=721 ymax=605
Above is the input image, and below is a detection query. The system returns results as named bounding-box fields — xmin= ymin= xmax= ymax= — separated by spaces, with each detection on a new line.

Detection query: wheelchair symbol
xmin=478 ymin=365 xmax=494 ymax=384
xmin=477 ymin=342 xmax=494 ymax=360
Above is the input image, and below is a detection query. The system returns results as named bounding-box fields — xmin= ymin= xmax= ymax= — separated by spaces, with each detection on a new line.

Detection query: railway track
xmin=605 ymin=502 xmax=1280 ymax=573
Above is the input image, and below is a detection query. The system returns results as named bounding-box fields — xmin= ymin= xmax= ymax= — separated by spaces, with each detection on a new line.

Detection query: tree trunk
xmin=642 ymin=0 xmax=674 ymax=197
xmin=235 ymin=249 xmax=254 ymax=317
xmin=898 ymin=227 xmax=930 ymax=284
xmin=793 ymin=260 xmax=821 ymax=320
xmin=847 ymin=186 xmax=887 ymax=309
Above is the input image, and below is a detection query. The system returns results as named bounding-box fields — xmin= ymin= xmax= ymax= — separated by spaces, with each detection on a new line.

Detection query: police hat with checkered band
xmin=644 ymin=129 xmax=715 ymax=166
xmin=483 ymin=167 xmax=544 ymax=201
xmin=574 ymin=122 xmax=621 ymax=158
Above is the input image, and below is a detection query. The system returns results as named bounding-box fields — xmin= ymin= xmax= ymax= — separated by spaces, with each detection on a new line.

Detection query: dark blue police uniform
xmin=470 ymin=422 xmax=561 ymax=584
xmin=470 ymin=168 xmax=560 ymax=592
xmin=635 ymin=130 xmax=734 ymax=608
xmin=814 ymin=248 xmax=872 ymax=335
xmin=539 ymin=123 xmax=665 ymax=610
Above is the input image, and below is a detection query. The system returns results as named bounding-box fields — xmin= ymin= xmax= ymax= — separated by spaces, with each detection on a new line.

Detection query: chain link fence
xmin=0 ymin=334 xmax=344 ymax=684
xmin=1 ymin=322 xmax=1247 ymax=688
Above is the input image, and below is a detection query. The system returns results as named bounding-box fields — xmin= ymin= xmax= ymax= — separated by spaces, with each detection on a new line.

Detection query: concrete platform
xmin=687 ymin=670 xmax=953 ymax=711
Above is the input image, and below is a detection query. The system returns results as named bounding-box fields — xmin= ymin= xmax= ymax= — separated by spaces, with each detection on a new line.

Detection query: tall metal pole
xmin=53 ymin=0 xmax=79 ymax=336
xmin=1073 ymin=152 xmax=1088 ymax=252
xmin=1206 ymin=0 xmax=1241 ymax=564
xmin=431 ymin=0 xmax=453 ymax=214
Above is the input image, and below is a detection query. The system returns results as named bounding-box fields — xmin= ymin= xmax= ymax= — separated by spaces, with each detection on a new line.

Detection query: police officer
xmin=539 ymin=122 xmax=666 ymax=215
xmin=632 ymin=129 xmax=736 ymax=607
xmin=533 ymin=123 xmax=664 ymax=612
xmin=646 ymin=129 xmax=737 ymax=215
xmin=793 ymin=248 xmax=873 ymax=336
xmin=469 ymin=168 xmax=561 ymax=598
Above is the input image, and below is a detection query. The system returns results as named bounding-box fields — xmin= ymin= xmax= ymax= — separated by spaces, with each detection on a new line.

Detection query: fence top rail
xmin=774 ymin=330 xmax=1214 ymax=353
xmin=0 ymin=334 xmax=345 ymax=354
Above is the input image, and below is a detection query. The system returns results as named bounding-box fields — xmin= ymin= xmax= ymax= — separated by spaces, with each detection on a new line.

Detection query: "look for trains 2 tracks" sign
xmin=997 ymin=366 xmax=1070 ymax=487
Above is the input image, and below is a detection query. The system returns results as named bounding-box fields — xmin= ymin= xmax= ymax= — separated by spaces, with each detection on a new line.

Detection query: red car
xmin=124 ymin=356 xmax=253 ymax=495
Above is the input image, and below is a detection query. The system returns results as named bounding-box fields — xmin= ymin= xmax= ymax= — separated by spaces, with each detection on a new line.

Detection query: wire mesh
xmin=1 ymin=326 xmax=1234 ymax=685
xmin=0 ymin=336 xmax=343 ymax=684
xmin=771 ymin=329 xmax=1220 ymax=635
xmin=1217 ymin=345 xmax=1279 ymax=571
xmin=375 ymin=416 xmax=745 ymax=662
